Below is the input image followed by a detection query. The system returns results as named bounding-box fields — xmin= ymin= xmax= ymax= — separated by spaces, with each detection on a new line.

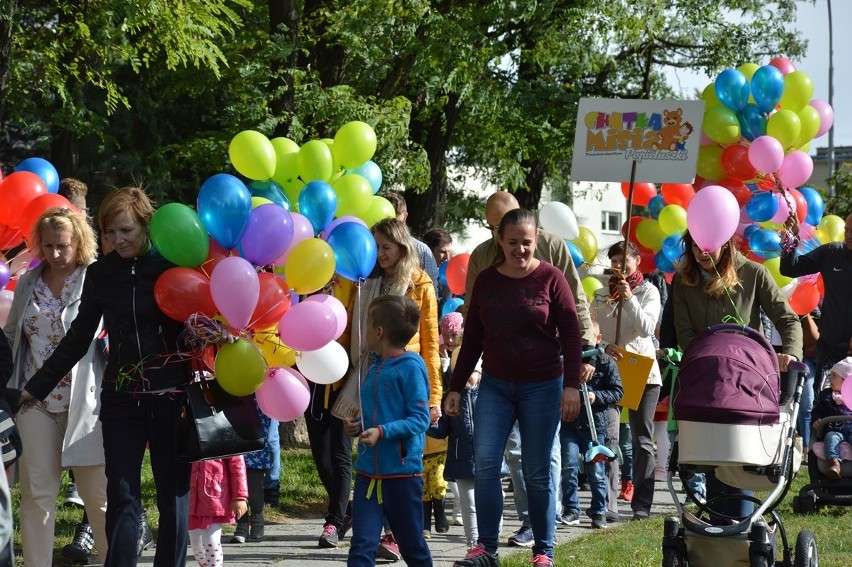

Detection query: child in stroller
xmin=810 ymin=357 xmax=852 ymax=479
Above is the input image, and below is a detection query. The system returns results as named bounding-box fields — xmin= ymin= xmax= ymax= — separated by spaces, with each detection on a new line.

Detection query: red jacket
xmin=189 ymin=456 xmax=248 ymax=519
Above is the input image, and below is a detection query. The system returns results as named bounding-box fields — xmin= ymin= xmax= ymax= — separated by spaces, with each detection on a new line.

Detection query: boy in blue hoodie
xmin=344 ymin=295 xmax=432 ymax=566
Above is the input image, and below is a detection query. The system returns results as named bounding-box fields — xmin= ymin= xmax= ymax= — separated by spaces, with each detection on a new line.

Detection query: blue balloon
xmin=197 ymin=173 xmax=252 ymax=249
xmin=298 ymin=181 xmax=337 ymax=235
xmin=248 ymin=180 xmax=290 ymax=210
xmin=565 ymin=241 xmax=584 ymax=268
xmin=798 ymin=186 xmax=825 ymax=226
xmin=326 ymin=222 xmax=377 ymax=282
xmin=441 ymin=297 xmax=464 ymax=318
xmin=438 ymin=259 xmax=449 ymax=286
xmin=15 ymin=157 xmax=59 ymax=193
xmin=347 ymin=160 xmax=383 ymax=195
xmin=661 ymin=234 xmax=685 ymax=264
xmin=748 ymin=229 xmax=781 ymax=259
xmin=736 ymin=104 xmax=767 ymax=141
xmin=750 ymin=65 xmax=785 ymax=113
xmin=745 ymin=192 xmax=778 ymax=223
xmin=743 ymin=224 xmax=761 ymax=240
xmin=802 ymin=237 xmax=821 ymax=253
xmin=646 ymin=195 xmax=666 ymax=220
xmin=715 ymin=69 xmax=750 ymax=112
xmin=655 ymin=250 xmax=676 ymax=273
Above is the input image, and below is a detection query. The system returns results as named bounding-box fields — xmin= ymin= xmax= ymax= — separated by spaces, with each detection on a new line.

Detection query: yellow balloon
xmin=214 ymin=339 xmax=268 ymax=396
xmin=333 ymin=121 xmax=377 ymax=170
xmin=766 ymin=109 xmax=801 ymax=150
xmin=360 ymin=195 xmax=396 ymax=227
xmin=284 ymin=238 xmax=336 ymax=294
xmin=817 ymin=214 xmax=845 ymax=243
xmin=794 ymin=105 xmax=821 ymax=149
xmin=253 ymin=329 xmax=297 ymax=367
xmin=333 ymin=174 xmax=373 ymax=217
xmin=229 ymin=130 xmax=276 ymax=181
xmin=571 ymin=226 xmax=599 ymax=263
xmin=298 ymin=140 xmax=333 ymax=183
xmin=635 ymin=218 xmax=665 ymax=251
xmin=701 ymin=83 xmax=722 ymax=109
xmin=763 ymin=257 xmax=792 ymax=289
xmin=658 ymin=205 xmax=687 ymax=235
xmin=703 ymin=106 xmax=741 ymax=145
xmin=581 ymin=276 xmax=603 ymax=299
xmin=697 ymin=144 xmax=725 ymax=181
xmin=251 ymin=196 xmax=273 ymax=208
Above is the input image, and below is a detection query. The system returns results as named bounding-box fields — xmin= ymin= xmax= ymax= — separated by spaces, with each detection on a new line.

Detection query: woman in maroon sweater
xmin=445 ymin=208 xmax=582 ymax=567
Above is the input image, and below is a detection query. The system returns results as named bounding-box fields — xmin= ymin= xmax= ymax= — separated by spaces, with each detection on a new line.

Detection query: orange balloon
xmin=621 ymin=182 xmax=657 ymax=207
xmin=788 ymin=281 xmax=820 ymax=316
xmin=661 ymin=183 xmax=695 ymax=208
xmin=446 ymin=253 xmax=470 ymax=296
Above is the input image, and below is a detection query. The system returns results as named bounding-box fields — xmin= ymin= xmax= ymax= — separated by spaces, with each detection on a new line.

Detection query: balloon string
xmin=356 ymin=278 xmax=365 ymax=433
xmin=709 ymin=255 xmax=747 ymax=328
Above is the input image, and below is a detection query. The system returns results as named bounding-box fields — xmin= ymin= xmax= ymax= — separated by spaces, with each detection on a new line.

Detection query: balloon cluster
xmin=622 ymin=58 xmax=837 ymax=317
xmin=148 ymin=121 xmax=389 ymax=418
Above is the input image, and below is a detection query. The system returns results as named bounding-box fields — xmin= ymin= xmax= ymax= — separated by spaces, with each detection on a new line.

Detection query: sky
xmin=663 ymin=0 xmax=851 ymax=149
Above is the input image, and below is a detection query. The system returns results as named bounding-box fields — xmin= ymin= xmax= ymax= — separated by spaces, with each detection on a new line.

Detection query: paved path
xmin=135 ymin=478 xmax=682 ymax=566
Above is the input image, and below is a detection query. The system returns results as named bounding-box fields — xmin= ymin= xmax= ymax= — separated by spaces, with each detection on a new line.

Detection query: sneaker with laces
xmin=453 ymin=543 xmax=500 ymax=566
xmin=507 ymin=525 xmax=534 ymax=547
xmin=618 ymin=480 xmax=634 ymax=502
xmin=61 ymin=522 xmax=94 ymax=563
xmin=531 ymin=554 xmax=553 ymax=567
xmin=137 ymin=509 xmax=154 ymax=555
xmin=560 ymin=511 xmax=581 ymax=526
xmin=62 ymin=482 xmax=85 ymax=508
xmin=590 ymin=514 xmax=608 ymax=529
xmin=318 ymin=523 xmax=340 ymax=548
xmin=377 ymin=532 xmax=402 ymax=561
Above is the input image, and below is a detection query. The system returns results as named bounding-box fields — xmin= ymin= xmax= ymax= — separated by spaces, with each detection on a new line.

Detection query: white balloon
xmin=779 ymin=278 xmax=799 ymax=299
xmin=296 ymin=341 xmax=348 ymax=384
xmin=539 ymin=201 xmax=580 ymax=240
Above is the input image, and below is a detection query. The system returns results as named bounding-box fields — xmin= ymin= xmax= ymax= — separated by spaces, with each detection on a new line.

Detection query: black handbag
xmin=175 ymin=377 xmax=266 ymax=462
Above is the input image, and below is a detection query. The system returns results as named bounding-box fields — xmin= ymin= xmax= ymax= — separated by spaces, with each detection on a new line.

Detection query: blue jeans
xmin=504 ymin=420 xmax=561 ymax=526
xmin=474 ymin=373 xmax=562 ymax=558
xmin=706 ymin=469 xmax=753 ymax=521
xmin=619 ymin=421 xmax=633 ymax=481
xmin=560 ymin=428 xmax=607 ymax=516
xmin=798 ymin=359 xmax=816 ymax=448
xmin=824 ymin=430 xmax=852 ymax=459
xmin=348 ymin=474 xmax=431 ymax=567
xmin=264 ymin=419 xmax=280 ymax=490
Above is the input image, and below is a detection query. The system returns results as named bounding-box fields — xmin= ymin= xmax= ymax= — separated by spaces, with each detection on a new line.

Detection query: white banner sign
xmin=571 ymin=98 xmax=705 ymax=183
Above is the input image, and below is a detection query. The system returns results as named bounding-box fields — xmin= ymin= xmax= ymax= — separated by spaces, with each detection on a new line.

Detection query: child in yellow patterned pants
xmin=422 ymin=437 xmax=449 ymax=538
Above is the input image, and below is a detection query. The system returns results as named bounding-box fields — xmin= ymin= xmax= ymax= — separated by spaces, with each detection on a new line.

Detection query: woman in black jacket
xmin=20 ymin=187 xmax=193 ymax=567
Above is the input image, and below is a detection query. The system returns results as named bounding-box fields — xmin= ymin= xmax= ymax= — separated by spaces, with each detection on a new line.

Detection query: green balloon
xmin=150 ymin=203 xmax=210 ymax=268
xmin=215 ymin=339 xmax=267 ymax=396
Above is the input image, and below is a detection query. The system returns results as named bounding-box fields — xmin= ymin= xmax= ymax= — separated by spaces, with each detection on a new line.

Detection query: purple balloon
xmin=321 ymin=216 xmax=368 ymax=242
xmin=240 ymin=204 xmax=295 ymax=266
xmin=272 ymin=212 xmax=314 ymax=267
xmin=0 ymin=261 xmax=9 ymax=290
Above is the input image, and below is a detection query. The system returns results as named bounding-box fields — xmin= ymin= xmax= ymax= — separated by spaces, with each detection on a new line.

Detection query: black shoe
xmin=137 ymin=510 xmax=154 ymax=556
xmin=231 ymin=516 xmax=249 ymax=544
xmin=61 ymin=522 xmax=94 ymax=563
xmin=249 ymin=513 xmax=265 ymax=542
xmin=433 ymin=498 xmax=449 ymax=533
xmin=453 ymin=543 xmax=500 ymax=566
xmin=605 ymin=510 xmax=621 ymax=523
xmin=341 ymin=514 xmax=352 ymax=538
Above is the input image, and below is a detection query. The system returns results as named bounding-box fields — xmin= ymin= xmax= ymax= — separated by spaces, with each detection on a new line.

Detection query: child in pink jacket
xmin=189 ymin=456 xmax=249 ymax=566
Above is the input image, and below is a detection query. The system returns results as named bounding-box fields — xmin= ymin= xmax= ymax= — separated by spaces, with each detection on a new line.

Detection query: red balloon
xmin=815 ymin=273 xmax=824 ymax=296
xmin=620 ymin=182 xmax=657 ymax=207
xmin=788 ymin=188 xmax=808 ymax=223
xmin=756 ymin=175 xmax=777 ymax=190
xmin=154 ymin=267 xmax=217 ymax=322
xmin=720 ymin=145 xmax=758 ymax=181
xmin=789 ymin=281 xmax=820 ymax=316
xmin=446 ymin=253 xmax=470 ymax=295
xmin=718 ymin=178 xmax=752 ymax=207
xmin=638 ymin=248 xmax=657 ymax=271
xmin=620 ymin=216 xmax=653 ymax=254
xmin=249 ymin=272 xmax=292 ymax=330
xmin=198 ymin=238 xmax=231 ymax=278
xmin=0 ymin=224 xmax=24 ymax=250
xmin=20 ymin=194 xmax=75 ymax=243
xmin=0 ymin=172 xmax=48 ymax=227
xmin=661 ymin=183 xmax=695 ymax=208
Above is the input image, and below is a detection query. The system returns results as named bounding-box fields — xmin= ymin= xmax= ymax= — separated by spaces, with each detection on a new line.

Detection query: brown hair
xmin=97 ymin=187 xmax=155 ymax=234
xmin=678 ymin=230 xmax=740 ymax=297
xmin=607 ymin=240 xmax=640 ymax=259
xmin=382 ymin=192 xmax=407 ymax=216
xmin=57 ymin=178 xmax=89 ymax=210
xmin=422 ymin=228 xmax=452 ymax=250
xmin=31 ymin=207 xmax=98 ymax=265
xmin=368 ymin=295 xmax=421 ymax=348
xmin=493 ymin=208 xmax=537 ymax=266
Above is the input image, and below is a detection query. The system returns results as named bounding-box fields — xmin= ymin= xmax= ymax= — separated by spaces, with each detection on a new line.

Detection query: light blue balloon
xmin=347 ymin=161 xmax=383 ymax=195
xmin=197 ymin=173 xmax=252 ymax=249
xmin=15 ymin=157 xmax=59 ymax=194
xmin=441 ymin=297 xmax=464 ymax=318
xmin=736 ymin=104 xmax=767 ymax=141
xmin=298 ymin=181 xmax=338 ymax=235
xmin=439 ymin=259 xmax=449 ymax=286
xmin=750 ymin=65 xmax=785 ymax=113
xmin=326 ymin=221 xmax=377 ymax=281
xmin=745 ymin=192 xmax=778 ymax=223
xmin=646 ymin=195 xmax=666 ymax=220
xmin=748 ymin=229 xmax=781 ymax=259
xmin=798 ymin=186 xmax=824 ymax=226
xmin=715 ymin=69 xmax=750 ymax=112
xmin=565 ymin=241 xmax=584 ymax=268
xmin=248 ymin=179 xmax=290 ymax=210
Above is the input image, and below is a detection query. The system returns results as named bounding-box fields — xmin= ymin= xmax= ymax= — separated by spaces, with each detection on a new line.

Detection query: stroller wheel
xmin=662 ymin=547 xmax=686 ymax=567
xmin=793 ymin=491 xmax=817 ymax=515
xmin=793 ymin=530 xmax=818 ymax=567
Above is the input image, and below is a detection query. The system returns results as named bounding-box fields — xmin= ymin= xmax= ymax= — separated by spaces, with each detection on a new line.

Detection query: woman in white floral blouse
xmin=3 ymin=207 xmax=108 ymax=566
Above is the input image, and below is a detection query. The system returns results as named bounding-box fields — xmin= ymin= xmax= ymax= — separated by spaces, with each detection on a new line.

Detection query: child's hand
xmin=587 ymin=391 xmax=596 ymax=404
xmin=444 ymin=392 xmax=461 ymax=417
xmin=430 ymin=405 xmax=442 ymax=424
xmin=812 ymin=419 xmax=821 ymax=431
xmin=231 ymin=499 xmax=247 ymax=519
xmin=344 ymin=416 xmax=362 ymax=437
xmin=360 ymin=427 xmax=381 ymax=447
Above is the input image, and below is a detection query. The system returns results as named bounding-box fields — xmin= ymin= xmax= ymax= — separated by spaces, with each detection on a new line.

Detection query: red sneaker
xmin=378 ymin=532 xmax=402 ymax=561
xmin=531 ymin=554 xmax=553 ymax=567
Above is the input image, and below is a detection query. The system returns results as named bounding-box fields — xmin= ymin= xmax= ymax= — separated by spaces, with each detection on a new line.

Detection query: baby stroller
xmin=661 ymin=324 xmax=817 ymax=567
xmin=793 ymin=342 xmax=852 ymax=514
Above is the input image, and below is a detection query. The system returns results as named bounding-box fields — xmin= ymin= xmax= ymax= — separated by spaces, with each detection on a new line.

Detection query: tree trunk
xmin=278 ymin=416 xmax=310 ymax=449
xmin=269 ymin=0 xmax=299 ymax=136
xmin=515 ymin=157 xmax=547 ymax=210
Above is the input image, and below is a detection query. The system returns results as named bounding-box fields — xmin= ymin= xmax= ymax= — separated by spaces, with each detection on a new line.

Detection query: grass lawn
xmin=12 ymin=449 xmax=850 ymax=566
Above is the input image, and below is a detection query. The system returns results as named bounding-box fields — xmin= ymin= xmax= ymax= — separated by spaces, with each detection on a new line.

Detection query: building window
xmin=601 ymin=211 xmax=622 ymax=233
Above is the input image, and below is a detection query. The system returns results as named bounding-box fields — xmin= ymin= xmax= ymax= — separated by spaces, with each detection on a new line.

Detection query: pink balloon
xmin=777 ymin=151 xmax=813 ymax=189
xmin=210 ymin=256 xmax=260 ymax=329
xmin=686 ymin=185 xmax=740 ymax=252
xmin=321 ymin=216 xmax=367 ymax=242
xmin=272 ymin=212 xmax=314 ymax=267
xmin=748 ymin=136 xmax=785 ymax=174
xmin=303 ymin=294 xmax=348 ymax=340
xmin=256 ymin=367 xmax=311 ymax=422
xmin=842 ymin=375 xmax=852 ymax=408
xmin=278 ymin=300 xmax=337 ymax=351
xmin=809 ymin=99 xmax=834 ymax=138
xmin=769 ymin=56 xmax=796 ymax=76
xmin=799 ymin=222 xmax=816 ymax=240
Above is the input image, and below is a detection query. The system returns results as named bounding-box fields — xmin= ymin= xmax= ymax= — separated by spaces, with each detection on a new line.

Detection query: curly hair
xmin=678 ymin=230 xmax=740 ymax=298
xmin=30 ymin=207 xmax=98 ymax=265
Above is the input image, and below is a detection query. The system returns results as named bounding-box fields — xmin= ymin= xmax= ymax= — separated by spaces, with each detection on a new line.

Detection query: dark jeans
xmin=305 ymin=387 xmax=354 ymax=529
xmin=706 ymin=469 xmax=754 ymax=520
xmin=348 ymin=474 xmax=431 ymax=566
xmin=100 ymin=392 xmax=190 ymax=567
xmin=629 ymin=384 xmax=660 ymax=517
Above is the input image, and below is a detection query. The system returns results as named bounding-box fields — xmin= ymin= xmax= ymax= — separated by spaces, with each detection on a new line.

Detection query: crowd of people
xmin=0 ymin=182 xmax=849 ymax=567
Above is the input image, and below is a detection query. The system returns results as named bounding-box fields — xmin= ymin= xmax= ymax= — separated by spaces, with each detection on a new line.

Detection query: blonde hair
xmin=31 ymin=208 xmax=98 ymax=265
xmin=372 ymin=218 xmax=419 ymax=291
xmin=97 ymin=187 xmax=155 ymax=234
xmin=678 ymin=230 xmax=740 ymax=298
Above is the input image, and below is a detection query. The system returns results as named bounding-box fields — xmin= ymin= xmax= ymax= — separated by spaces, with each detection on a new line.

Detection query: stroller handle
xmin=582 ymin=348 xmax=605 ymax=358
xmin=787 ymin=360 xmax=808 ymax=376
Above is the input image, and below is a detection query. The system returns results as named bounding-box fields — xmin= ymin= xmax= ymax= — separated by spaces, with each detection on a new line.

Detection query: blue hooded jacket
xmin=354 ymin=351 xmax=431 ymax=478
